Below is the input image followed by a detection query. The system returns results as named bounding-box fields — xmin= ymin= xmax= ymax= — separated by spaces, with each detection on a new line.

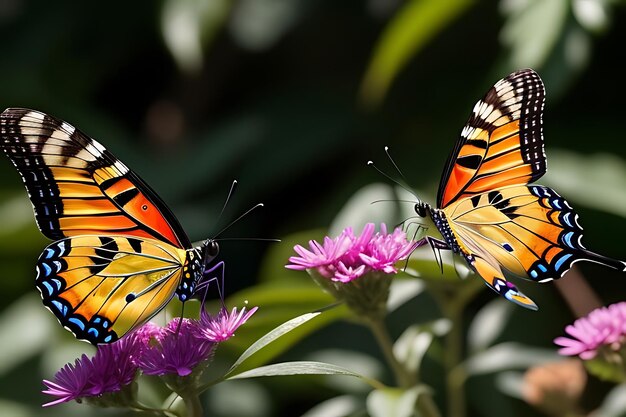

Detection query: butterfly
xmin=413 ymin=69 xmax=626 ymax=310
xmin=1 ymin=108 xmax=219 ymax=344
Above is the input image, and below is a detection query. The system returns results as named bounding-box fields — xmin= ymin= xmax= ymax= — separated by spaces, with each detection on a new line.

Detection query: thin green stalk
xmin=365 ymin=316 xmax=416 ymax=388
xmin=180 ymin=391 xmax=203 ymax=417
xmin=443 ymin=305 xmax=465 ymax=417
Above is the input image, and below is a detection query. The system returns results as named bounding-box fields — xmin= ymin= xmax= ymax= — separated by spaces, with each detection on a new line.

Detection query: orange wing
xmin=1 ymin=108 xmax=190 ymax=249
xmin=437 ymin=69 xmax=546 ymax=209
xmin=443 ymin=185 xmax=625 ymax=308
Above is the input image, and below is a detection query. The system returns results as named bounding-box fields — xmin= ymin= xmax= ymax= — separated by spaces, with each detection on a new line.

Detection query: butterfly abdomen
xmin=175 ymin=249 xmax=202 ymax=302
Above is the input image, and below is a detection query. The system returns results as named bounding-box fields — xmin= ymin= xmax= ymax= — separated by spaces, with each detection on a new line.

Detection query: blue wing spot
xmin=42 ymin=281 xmax=54 ymax=296
xmin=51 ymin=300 xmax=68 ymax=317
xmin=555 ymin=253 xmax=573 ymax=271
xmin=538 ymin=264 xmax=548 ymax=273
xmin=53 ymin=260 xmax=62 ymax=272
xmin=58 ymin=241 xmax=66 ymax=253
xmin=93 ymin=317 xmax=101 ymax=324
xmin=51 ymin=279 xmax=62 ymax=291
xmin=69 ymin=317 xmax=86 ymax=331
xmin=563 ymin=231 xmax=575 ymax=248
xmin=552 ymin=199 xmax=562 ymax=210
xmin=44 ymin=248 xmax=54 ymax=259
xmin=102 ymin=321 xmax=108 ymax=329
xmin=88 ymin=328 xmax=99 ymax=338
xmin=42 ymin=263 xmax=52 ymax=277
xmin=104 ymin=335 xmax=112 ymax=343
xmin=530 ymin=270 xmax=538 ymax=279
xmin=502 ymin=243 xmax=514 ymax=252
xmin=562 ymin=212 xmax=572 ymax=227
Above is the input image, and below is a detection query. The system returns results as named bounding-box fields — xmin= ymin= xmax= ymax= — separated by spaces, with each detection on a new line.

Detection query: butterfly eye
xmin=415 ymin=203 xmax=427 ymax=218
xmin=206 ymin=241 xmax=220 ymax=258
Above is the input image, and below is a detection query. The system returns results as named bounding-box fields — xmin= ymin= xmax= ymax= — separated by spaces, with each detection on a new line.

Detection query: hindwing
xmin=36 ymin=235 xmax=189 ymax=344
xmin=444 ymin=185 xmax=626 ymax=283
xmin=0 ymin=108 xmax=190 ymax=248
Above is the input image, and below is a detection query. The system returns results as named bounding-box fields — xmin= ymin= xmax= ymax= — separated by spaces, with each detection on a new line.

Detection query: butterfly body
xmin=414 ymin=69 xmax=626 ymax=309
xmin=1 ymin=108 xmax=218 ymax=343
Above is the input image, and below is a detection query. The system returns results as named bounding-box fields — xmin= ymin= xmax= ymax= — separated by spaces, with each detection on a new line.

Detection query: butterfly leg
xmin=471 ymin=256 xmax=538 ymax=311
xmin=195 ymin=261 xmax=226 ymax=308
xmin=422 ymin=236 xmax=450 ymax=274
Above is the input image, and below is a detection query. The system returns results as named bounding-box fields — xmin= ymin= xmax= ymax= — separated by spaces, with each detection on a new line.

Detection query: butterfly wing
xmin=36 ymin=235 xmax=189 ymax=344
xmin=444 ymin=185 xmax=626 ymax=308
xmin=437 ymin=69 xmax=546 ymax=209
xmin=0 ymin=108 xmax=191 ymax=249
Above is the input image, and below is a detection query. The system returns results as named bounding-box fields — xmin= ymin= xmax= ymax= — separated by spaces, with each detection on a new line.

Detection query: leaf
xmin=227 ymin=361 xmax=380 ymax=388
xmin=329 ymin=183 xmax=396 ymax=237
xmin=394 ymin=320 xmax=451 ymax=374
xmin=500 ymin=0 xmax=568 ymax=70
xmin=359 ymin=0 xmax=474 ymax=107
xmin=366 ymin=386 xmax=429 ymax=417
xmin=387 ymin=278 xmax=425 ymax=313
xmin=467 ymin=299 xmax=514 ymax=354
xmin=301 ymin=395 xmax=364 ymax=417
xmin=0 ymin=294 xmax=57 ymax=375
xmin=226 ymin=310 xmax=325 ymax=375
xmin=595 ymin=384 xmax=626 ymax=417
xmin=543 ymin=149 xmax=626 ymax=218
xmin=463 ymin=342 xmax=560 ymax=376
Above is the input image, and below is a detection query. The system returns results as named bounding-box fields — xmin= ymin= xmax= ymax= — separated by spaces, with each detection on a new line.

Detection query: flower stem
xmin=444 ymin=306 xmax=465 ymax=417
xmin=180 ymin=392 xmax=203 ymax=417
xmin=365 ymin=316 xmax=415 ymax=388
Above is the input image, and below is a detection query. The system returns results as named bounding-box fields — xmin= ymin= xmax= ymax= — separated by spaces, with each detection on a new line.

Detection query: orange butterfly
xmin=414 ymin=69 xmax=625 ymax=309
xmin=1 ymin=109 xmax=219 ymax=343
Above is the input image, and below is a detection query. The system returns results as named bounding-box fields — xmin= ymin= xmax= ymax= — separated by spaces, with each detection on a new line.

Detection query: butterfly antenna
xmin=215 ymin=180 xmax=238 ymax=227
xmin=215 ymin=237 xmax=281 ymax=243
xmin=212 ymin=203 xmax=264 ymax=240
xmin=370 ymin=199 xmax=419 ymax=205
xmin=385 ymin=146 xmax=406 ymax=180
xmin=367 ymin=160 xmax=419 ymax=200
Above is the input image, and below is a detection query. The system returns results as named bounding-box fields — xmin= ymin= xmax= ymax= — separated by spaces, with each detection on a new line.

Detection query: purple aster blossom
xmin=135 ymin=318 xmax=215 ymax=377
xmin=198 ymin=306 xmax=258 ymax=342
xmin=42 ymin=336 xmax=139 ymax=407
xmin=554 ymin=302 xmax=626 ymax=360
xmin=286 ymin=223 xmax=418 ymax=283
xmin=42 ymin=354 xmax=94 ymax=407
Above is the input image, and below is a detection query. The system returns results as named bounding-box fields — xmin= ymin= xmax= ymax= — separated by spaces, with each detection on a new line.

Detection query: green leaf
xmin=464 ymin=342 xmax=560 ymax=376
xmin=594 ymin=384 xmax=626 ymax=417
xmin=394 ymin=320 xmax=450 ymax=374
xmin=543 ymin=149 xmax=626 ymax=218
xmin=366 ymin=386 xmax=429 ymax=417
xmin=301 ymin=395 xmax=364 ymax=417
xmin=227 ymin=309 xmax=328 ymax=375
xmin=359 ymin=0 xmax=474 ymax=107
xmin=227 ymin=361 xmax=381 ymax=388
xmin=584 ymin=356 xmax=626 ymax=384
xmin=467 ymin=299 xmax=514 ymax=354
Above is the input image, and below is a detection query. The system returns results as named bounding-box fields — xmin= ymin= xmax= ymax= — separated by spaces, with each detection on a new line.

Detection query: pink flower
xmin=198 ymin=306 xmax=258 ymax=342
xmin=286 ymin=223 xmax=417 ymax=283
xmin=135 ymin=319 xmax=215 ymax=377
xmin=554 ymin=302 xmax=626 ymax=359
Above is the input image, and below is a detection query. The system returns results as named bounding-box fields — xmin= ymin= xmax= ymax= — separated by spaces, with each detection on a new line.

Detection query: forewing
xmin=445 ymin=185 xmax=624 ymax=283
xmin=437 ymin=69 xmax=546 ymax=208
xmin=1 ymin=108 xmax=190 ymax=248
xmin=36 ymin=235 xmax=188 ymax=344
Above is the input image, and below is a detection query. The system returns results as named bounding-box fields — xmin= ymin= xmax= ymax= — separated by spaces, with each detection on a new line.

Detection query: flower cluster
xmin=43 ymin=306 xmax=257 ymax=407
xmin=286 ymin=223 xmax=417 ymax=283
xmin=554 ymin=302 xmax=626 ymax=360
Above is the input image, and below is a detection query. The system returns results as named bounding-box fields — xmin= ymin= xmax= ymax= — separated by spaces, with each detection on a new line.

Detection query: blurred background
xmin=0 ymin=0 xmax=625 ymax=416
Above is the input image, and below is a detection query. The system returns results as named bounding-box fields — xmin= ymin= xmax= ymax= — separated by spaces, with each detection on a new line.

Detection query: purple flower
xmin=554 ymin=302 xmax=626 ymax=359
xmin=286 ymin=223 xmax=418 ymax=282
xmin=198 ymin=306 xmax=258 ymax=342
xmin=135 ymin=318 xmax=215 ymax=377
xmin=42 ymin=337 xmax=139 ymax=407
xmin=42 ymin=354 xmax=94 ymax=407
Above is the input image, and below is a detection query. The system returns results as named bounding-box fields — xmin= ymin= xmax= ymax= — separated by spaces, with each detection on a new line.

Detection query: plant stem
xmin=366 ymin=316 xmax=416 ymax=388
xmin=365 ymin=316 xmax=441 ymax=417
xmin=181 ymin=392 xmax=203 ymax=417
xmin=443 ymin=305 xmax=465 ymax=417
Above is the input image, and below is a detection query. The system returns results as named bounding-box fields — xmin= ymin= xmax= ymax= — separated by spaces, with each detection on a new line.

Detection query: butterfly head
xmin=202 ymin=239 xmax=220 ymax=264
xmin=414 ymin=201 xmax=430 ymax=218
